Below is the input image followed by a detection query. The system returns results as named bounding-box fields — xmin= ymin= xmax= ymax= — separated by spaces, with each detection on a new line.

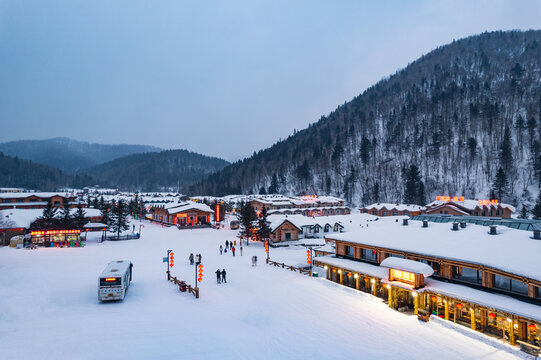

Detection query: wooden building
xmin=314 ymin=219 xmax=541 ymax=351
xmin=270 ymin=220 xmax=301 ymax=242
xmin=425 ymin=199 xmax=514 ymax=218
xmin=150 ymin=202 xmax=213 ymax=227
xmin=359 ymin=203 xmax=425 ymax=217
xmin=0 ymin=192 xmax=80 ymax=210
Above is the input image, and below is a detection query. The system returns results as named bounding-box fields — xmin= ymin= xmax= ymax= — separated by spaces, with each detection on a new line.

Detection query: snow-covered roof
xmin=0 ymin=208 xmax=102 ymax=229
xmin=361 ymin=203 xmax=425 ymax=212
xmin=326 ymin=219 xmax=541 ymax=283
xmin=425 ymin=200 xmax=516 ymax=213
xmin=165 ymin=202 xmax=213 ymax=214
xmin=84 ymin=222 xmax=107 ymax=228
xmin=380 ymin=257 xmax=434 ymax=277
xmin=0 ymin=192 xmax=76 ymax=199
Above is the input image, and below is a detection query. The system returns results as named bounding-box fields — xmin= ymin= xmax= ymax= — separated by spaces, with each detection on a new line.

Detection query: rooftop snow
xmin=380 ymin=257 xmax=434 ymax=277
xmin=326 ymin=219 xmax=541 ymax=282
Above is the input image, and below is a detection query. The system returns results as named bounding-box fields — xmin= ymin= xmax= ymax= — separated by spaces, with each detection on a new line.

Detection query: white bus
xmin=98 ymin=260 xmax=133 ymax=301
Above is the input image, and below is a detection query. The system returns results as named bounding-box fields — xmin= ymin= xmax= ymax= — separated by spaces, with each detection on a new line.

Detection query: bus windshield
xmin=100 ymin=277 xmax=121 ymax=286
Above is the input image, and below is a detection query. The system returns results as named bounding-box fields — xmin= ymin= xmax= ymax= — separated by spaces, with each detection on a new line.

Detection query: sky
xmin=1 ymin=1 xmax=541 ymax=162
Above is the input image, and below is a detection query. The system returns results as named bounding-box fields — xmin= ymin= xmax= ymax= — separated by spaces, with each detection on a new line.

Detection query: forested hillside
xmin=0 ymin=137 xmax=161 ymax=172
xmin=82 ymin=150 xmax=229 ymax=192
xmin=192 ymin=30 xmax=541 ymax=207
xmin=0 ymin=152 xmax=97 ymax=190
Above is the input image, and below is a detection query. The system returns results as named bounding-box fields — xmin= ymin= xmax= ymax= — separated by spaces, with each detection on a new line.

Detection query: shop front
xmin=30 ymin=229 xmax=83 ymax=247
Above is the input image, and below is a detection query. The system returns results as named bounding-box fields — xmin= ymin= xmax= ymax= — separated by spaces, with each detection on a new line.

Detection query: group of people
xmin=215 ymin=269 xmax=227 ymax=284
xmin=220 ymin=240 xmax=242 ymax=256
xmin=189 ymin=253 xmax=202 ymax=265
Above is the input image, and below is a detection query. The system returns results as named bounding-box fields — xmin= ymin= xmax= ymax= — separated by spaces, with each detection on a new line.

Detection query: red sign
xmin=478 ymin=199 xmax=499 ymax=206
xmin=436 ymin=196 xmax=464 ymax=202
xmin=215 ymin=204 xmax=221 ymax=223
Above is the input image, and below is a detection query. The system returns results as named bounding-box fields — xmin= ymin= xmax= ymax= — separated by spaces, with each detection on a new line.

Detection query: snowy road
xmin=0 ymin=220 xmax=527 ymax=359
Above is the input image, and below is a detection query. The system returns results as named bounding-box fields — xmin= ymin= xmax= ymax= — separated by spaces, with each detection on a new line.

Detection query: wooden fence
xmin=102 ymin=233 xmax=140 ymax=241
xmin=167 ymin=272 xmax=199 ymax=299
xmin=266 ymin=258 xmax=311 ymax=276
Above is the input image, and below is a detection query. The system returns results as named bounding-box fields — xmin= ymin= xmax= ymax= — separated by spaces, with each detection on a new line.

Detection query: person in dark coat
xmin=215 ymin=269 xmax=221 ymax=284
xmin=232 ymin=246 xmax=235 ymax=256
xmin=189 ymin=253 xmax=194 ymax=265
xmin=221 ymin=269 xmax=227 ymax=283
xmin=219 ymin=245 xmax=223 ymax=255
xmin=230 ymin=242 xmax=233 ymax=250
xmin=226 ymin=240 xmax=229 ymax=248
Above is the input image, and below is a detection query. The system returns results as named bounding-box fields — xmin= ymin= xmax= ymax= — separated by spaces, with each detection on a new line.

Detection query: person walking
xmin=189 ymin=253 xmax=194 ymax=265
xmin=240 ymin=245 xmax=243 ymax=256
xmin=219 ymin=245 xmax=223 ymax=255
xmin=254 ymin=255 xmax=257 ymax=266
xmin=251 ymin=256 xmax=256 ymax=266
xmin=226 ymin=240 xmax=229 ymax=248
xmin=196 ymin=254 xmax=202 ymax=265
xmin=215 ymin=269 xmax=221 ymax=284
xmin=221 ymin=269 xmax=227 ymax=283
xmin=230 ymin=242 xmax=233 ymax=250
xmin=232 ymin=246 xmax=236 ymax=256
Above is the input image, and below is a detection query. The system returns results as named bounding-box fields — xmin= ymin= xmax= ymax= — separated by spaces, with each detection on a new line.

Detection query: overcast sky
xmin=1 ymin=0 xmax=540 ymax=161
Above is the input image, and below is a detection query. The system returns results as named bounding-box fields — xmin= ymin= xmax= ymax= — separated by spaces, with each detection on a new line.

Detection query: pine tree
xmin=268 ymin=174 xmax=279 ymax=194
xmin=236 ymin=201 xmax=256 ymax=243
xmin=467 ymin=137 xmax=477 ymax=162
xmin=360 ymin=136 xmax=371 ymax=167
xmin=404 ymin=164 xmax=425 ymax=205
xmin=40 ymin=200 xmax=58 ymax=228
xmin=492 ymin=167 xmax=509 ymax=201
xmin=59 ymin=199 xmax=73 ymax=229
xmin=499 ymin=125 xmax=513 ymax=172
xmin=100 ymin=200 xmax=111 ymax=227
xmin=99 ymin=196 xmax=105 ymax=210
xmin=110 ymin=199 xmax=129 ymax=237
xmin=373 ymin=182 xmax=380 ymax=203
xmin=533 ymin=192 xmax=541 ymax=219
xmin=74 ymin=204 xmax=87 ymax=229
xmin=518 ymin=205 xmax=529 ymax=219
xmin=257 ymin=206 xmax=271 ymax=241
xmin=92 ymin=197 xmax=99 ymax=209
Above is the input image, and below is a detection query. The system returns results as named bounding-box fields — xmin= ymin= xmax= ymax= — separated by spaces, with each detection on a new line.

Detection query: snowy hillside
xmin=192 ymin=30 xmax=541 ymax=208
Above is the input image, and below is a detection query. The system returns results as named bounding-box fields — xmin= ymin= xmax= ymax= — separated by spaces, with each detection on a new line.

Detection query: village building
xmin=314 ymin=218 xmax=541 ymax=351
xmin=0 ymin=192 xmax=81 ymax=210
xmin=0 ymin=208 xmax=103 ymax=246
xmin=425 ymin=198 xmax=514 ymax=218
xmin=359 ymin=203 xmax=425 ymax=217
xmin=150 ymin=202 xmax=213 ymax=227
xmin=268 ymin=215 xmax=345 ymax=242
xmin=249 ymin=195 xmax=347 ymax=215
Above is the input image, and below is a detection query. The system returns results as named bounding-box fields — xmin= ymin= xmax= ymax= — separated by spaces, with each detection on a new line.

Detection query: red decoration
xmin=431 ymin=296 xmax=437 ymax=302
xmin=456 ymin=303 xmax=463 ymax=309
xmin=528 ymin=324 xmax=537 ymax=331
xmin=364 ymin=277 xmax=369 ymax=281
xmin=488 ymin=313 xmax=496 ymax=319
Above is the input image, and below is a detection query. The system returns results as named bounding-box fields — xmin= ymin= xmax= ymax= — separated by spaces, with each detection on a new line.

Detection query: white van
xmin=98 ymin=260 xmax=133 ymax=301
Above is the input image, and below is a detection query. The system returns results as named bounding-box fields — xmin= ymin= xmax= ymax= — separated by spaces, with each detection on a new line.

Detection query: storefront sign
xmin=389 ymin=269 xmax=416 ymax=285
xmin=436 ymin=196 xmax=464 ymax=202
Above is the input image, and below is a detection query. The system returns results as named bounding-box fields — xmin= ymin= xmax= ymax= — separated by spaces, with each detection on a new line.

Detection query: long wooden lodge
xmin=314 ymin=218 xmax=541 ymax=354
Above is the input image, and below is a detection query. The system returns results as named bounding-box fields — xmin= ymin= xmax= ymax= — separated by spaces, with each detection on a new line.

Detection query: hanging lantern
xmin=488 ymin=313 xmax=496 ymax=319
xmin=456 ymin=303 xmax=463 ymax=309
xmin=528 ymin=324 xmax=537 ymax=332
xmin=364 ymin=277 xmax=369 ymax=282
xmin=347 ymin=272 xmax=351 ymax=277
xmin=431 ymin=296 xmax=437 ymax=302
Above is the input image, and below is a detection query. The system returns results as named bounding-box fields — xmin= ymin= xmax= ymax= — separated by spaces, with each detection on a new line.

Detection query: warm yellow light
xmin=371 ymin=279 xmax=376 ymax=283
xmin=338 ymin=270 xmax=342 ymax=274
xmin=354 ymin=274 xmax=359 ymax=279
xmin=507 ymin=318 xmax=512 ymax=322
xmin=412 ymin=292 xmax=418 ymax=297
xmin=324 ymin=265 xmax=328 ymax=270
xmin=386 ymin=284 xmax=391 ymax=290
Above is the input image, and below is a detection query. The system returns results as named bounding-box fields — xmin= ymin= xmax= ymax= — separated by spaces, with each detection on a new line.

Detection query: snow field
xmin=0 ymin=221 xmax=528 ymax=360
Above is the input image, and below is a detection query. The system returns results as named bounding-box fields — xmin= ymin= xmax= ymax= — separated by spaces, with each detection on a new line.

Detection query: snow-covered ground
xmin=0 ymin=219 xmax=528 ymax=359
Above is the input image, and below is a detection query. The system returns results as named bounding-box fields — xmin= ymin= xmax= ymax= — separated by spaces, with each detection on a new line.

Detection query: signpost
xmin=307 ymin=248 xmax=312 ymax=276
xmin=166 ymin=250 xmax=173 ymax=280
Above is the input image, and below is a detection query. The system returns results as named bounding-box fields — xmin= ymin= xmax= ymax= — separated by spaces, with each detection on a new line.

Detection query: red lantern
xmin=347 ymin=273 xmax=351 ymax=277
xmin=456 ymin=303 xmax=463 ymax=309
xmin=488 ymin=313 xmax=496 ymax=319
xmin=431 ymin=296 xmax=437 ymax=302
xmin=528 ymin=324 xmax=537 ymax=332
xmin=364 ymin=277 xmax=369 ymax=281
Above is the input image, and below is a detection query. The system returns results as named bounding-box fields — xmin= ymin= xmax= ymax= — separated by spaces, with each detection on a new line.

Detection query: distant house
xmin=270 ymin=219 xmax=301 ymax=242
xmin=359 ymin=203 xmax=425 ymax=217
xmin=424 ymin=199 xmax=514 ymax=218
xmin=249 ymin=195 xmax=346 ymax=215
xmin=268 ymin=215 xmax=345 ymax=242
xmin=0 ymin=192 xmax=81 ymax=210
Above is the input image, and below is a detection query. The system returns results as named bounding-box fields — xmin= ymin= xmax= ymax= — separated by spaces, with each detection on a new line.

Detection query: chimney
xmin=460 ymin=222 xmax=466 ymax=228
xmin=489 ymin=225 xmax=497 ymax=235
xmin=452 ymin=222 xmax=459 ymax=231
xmin=402 ymin=219 xmax=408 ymax=226
xmin=422 ymin=220 xmax=428 ymax=228
xmin=534 ymin=230 xmax=541 ymax=240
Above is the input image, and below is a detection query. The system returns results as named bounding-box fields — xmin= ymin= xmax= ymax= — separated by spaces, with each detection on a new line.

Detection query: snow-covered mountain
xmin=192 ymin=30 xmax=541 ymax=207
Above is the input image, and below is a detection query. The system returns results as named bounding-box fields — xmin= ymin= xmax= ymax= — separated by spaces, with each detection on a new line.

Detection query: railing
xmin=177 ymin=224 xmax=211 ymax=230
xmin=266 ymin=258 xmax=311 ymax=276
xmin=102 ymin=233 xmax=140 ymax=241
xmin=517 ymin=340 xmax=540 ymax=357
xmin=167 ymin=272 xmax=199 ymax=299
